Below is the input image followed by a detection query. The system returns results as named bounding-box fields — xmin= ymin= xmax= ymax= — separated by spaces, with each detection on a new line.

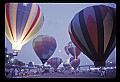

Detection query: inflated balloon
xmin=5 ymin=3 xmax=44 ymax=53
xmin=64 ymin=46 xmax=70 ymax=56
xmin=70 ymin=58 xmax=80 ymax=70
xmin=47 ymin=57 xmax=63 ymax=70
xmin=68 ymin=5 xmax=116 ymax=67
xmin=32 ymin=35 xmax=57 ymax=64
xmin=67 ymin=42 xmax=81 ymax=59
xmin=69 ymin=57 xmax=75 ymax=63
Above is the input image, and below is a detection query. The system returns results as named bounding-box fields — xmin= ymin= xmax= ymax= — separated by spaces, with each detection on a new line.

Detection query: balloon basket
xmin=13 ymin=50 xmax=19 ymax=56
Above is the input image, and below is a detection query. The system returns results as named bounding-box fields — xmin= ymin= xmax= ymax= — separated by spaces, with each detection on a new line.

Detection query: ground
xmin=13 ymin=71 xmax=116 ymax=78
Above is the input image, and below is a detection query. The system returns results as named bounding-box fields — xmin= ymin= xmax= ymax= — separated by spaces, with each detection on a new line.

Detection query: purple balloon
xmin=70 ymin=58 xmax=80 ymax=70
xmin=69 ymin=57 xmax=75 ymax=63
xmin=47 ymin=57 xmax=63 ymax=69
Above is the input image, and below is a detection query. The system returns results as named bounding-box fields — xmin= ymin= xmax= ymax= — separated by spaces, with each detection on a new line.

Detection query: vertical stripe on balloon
xmin=85 ymin=15 xmax=98 ymax=54
xmin=68 ymin=27 xmax=85 ymax=55
xmin=104 ymin=7 xmax=116 ymax=59
xmin=20 ymin=4 xmax=36 ymax=42
xmin=83 ymin=7 xmax=98 ymax=54
xmin=103 ymin=12 xmax=113 ymax=53
xmin=22 ymin=5 xmax=40 ymax=42
xmin=5 ymin=23 xmax=13 ymax=43
xmin=79 ymin=10 xmax=97 ymax=60
xmin=6 ymin=3 xmax=14 ymax=42
xmin=93 ymin=6 xmax=104 ymax=59
xmin=70 ymin=21 xmax=93 ymax=61
xmin=72 ymin=13 xmax=91 ymax=53
xmin=22 ymin=6 xmax=44 ymax=45
xmin=12 ymin=3 xmax=17 ymax=42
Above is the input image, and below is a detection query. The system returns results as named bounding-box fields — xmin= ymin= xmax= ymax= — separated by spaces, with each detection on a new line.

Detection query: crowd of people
xmin=5 ymin=65 xmax=116 ymax=78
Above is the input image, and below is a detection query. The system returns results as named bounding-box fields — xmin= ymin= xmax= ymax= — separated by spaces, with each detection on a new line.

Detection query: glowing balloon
xmin=47 ymin=57 xmax=63 ymax=70
xmin=5 ymin=3 xmax=44 ymax=53
xmin=68 ymin=5 xmax=116 ymax=67
xmin=32 ymin=35 xmax=57 ymax=64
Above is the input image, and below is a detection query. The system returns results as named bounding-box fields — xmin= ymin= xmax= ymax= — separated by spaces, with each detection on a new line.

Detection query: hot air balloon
xmin=47 ymin=57 xmax=63 ymax=70
xmin=70 ymin=58 xmax=80 ymax=70
xmin=69 ymin=56 xmax=75 ymax=63
xmin=64 ymin=46 xmax=70 ymax=56
xmin=5 ymin=3 xmax=44 ymax=55
xmin=68 ymin=5 xmax=116 ymax=67
xmin=32 ymin=35 xmax=57 ymax=65
xmin=67 ymin=42 xmax=81 ymax=59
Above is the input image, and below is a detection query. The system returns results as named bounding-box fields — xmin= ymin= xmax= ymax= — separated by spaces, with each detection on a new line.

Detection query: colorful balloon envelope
xmin=69 ymin=56 xmax=75 ymax=63
xmin=68 ymin=5 xmax=116 ymax=67
xmin=67 ymin=42 xmax=81 ymax=59
xmin=47 ymin=57 xmax=63 ymax=70
xmin=5 ymin=3 xmax=44 ymax=52
xmin=64 ymin=46 xmax=70 ymax=55
xmin=70 ymin=58 xmax=80 ymax=70
xmin=32 ymin=35 xmax=57 ymax=64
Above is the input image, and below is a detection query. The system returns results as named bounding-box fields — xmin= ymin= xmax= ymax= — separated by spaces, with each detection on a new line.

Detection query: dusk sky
xmin=5 ymin=3 xmax=116 ymax=66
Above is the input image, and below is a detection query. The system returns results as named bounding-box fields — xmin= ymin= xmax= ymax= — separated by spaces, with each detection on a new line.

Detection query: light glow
xmin=23 ymin=3 xmax=28 ymax=6
xmin=11 ymin=58 xmax=14 ymax=62
xmin=110 ymin=62 xmax=112 ymax=63
xmin=12 ymin=41 xmax=23 ymax=51
xmin=6 ymin=55 xmax=9 ymax=57
xmin=58 ymin=49 xmax=61 ymax=52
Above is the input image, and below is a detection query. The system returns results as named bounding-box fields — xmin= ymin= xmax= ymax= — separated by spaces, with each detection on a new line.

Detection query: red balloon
xmin=70 ymin=58 xmax=80 ymax=70
xmin=47 ymin=57 xmax=63 ymax=70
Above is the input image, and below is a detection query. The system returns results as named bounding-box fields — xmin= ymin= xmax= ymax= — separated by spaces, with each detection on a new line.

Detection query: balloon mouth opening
xmin=12 ymin=42 xmax=23 ymax=56
xmin=12 ymin=42 xmax=23 ymax=51
xmin=94 ymin=61 xmax=105 ymax=67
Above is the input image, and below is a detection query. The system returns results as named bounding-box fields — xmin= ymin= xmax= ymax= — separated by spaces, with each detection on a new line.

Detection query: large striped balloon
xmin=5 ymin=3 xmax=44 ymax=51
xmin=68 ymin=5 xmax=116 ymax=67
xmin=32 ymin=35 xmax=57 ymax=64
